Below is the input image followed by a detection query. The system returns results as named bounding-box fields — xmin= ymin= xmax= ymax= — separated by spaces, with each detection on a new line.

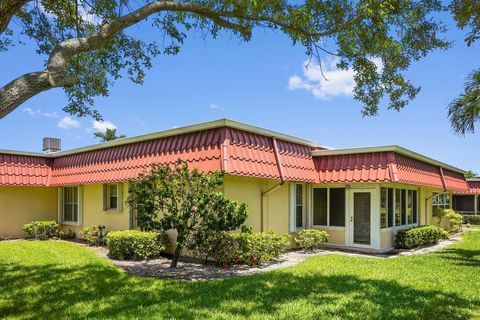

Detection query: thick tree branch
xmin=0 ymin=1 xmax=317 ymax=119
xmin=0 ymin=0 xmax=28 ymax=34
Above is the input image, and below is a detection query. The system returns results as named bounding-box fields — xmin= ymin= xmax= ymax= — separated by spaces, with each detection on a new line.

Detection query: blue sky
xmin=0 ymin=13 xmax=479 ymax=173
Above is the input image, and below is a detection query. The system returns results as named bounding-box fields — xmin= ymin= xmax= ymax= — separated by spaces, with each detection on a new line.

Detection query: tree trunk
xmin=170 ymin=231 xmax=183 ymax=268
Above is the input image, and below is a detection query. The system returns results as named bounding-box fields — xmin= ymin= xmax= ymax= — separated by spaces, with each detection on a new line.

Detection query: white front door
xmin=346 ymin=189 xmax=379 ymax=249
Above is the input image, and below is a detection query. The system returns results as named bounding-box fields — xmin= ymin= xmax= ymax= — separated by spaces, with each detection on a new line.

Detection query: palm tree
xmin=448 ymin=69 xmax=480 ymax=135
xmin=94 ymin=128 xmax=126 ymax=142
xmin=465 ymin=170 xmax=480 ymax=179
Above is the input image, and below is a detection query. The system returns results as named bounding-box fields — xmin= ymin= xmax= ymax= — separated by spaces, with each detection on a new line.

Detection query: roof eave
xmin=312 ymin=145 xmax=466 ymax=175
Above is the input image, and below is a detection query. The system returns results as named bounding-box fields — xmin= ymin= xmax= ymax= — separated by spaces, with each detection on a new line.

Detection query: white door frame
xmin=346 ymin=187 xmax=380 ymax=249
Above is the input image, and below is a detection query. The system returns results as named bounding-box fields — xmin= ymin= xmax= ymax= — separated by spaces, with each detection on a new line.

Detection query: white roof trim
xmin=312 ymin=145 xmax=465 ymax=174
xmin=0 ymin=119 xmax=322 ymax=158
xmin=0 ymin=149 xmax=49 ymax=157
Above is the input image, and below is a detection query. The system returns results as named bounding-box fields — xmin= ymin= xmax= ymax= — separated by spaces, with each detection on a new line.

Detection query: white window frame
xmin=58 ymin=186 xmax=83 ymax=226
xmin=312 ymin=187 xmax=346 ymax=230
xmin=380 ymin=186 xmax=419 ymax=231
xmin=103 ymin=183 xmax=123 ymax=212
xmin=290 ymin=183 xmax=305 ymax=232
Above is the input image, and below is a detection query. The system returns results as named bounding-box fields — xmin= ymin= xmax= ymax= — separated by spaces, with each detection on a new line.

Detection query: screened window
xmin=387 ymin=188 xmax=394 ymax=227
xmin=329 ymin=188 xmax=345 ymax=227
xmin=383 ymin=187 xmax=417 ymax=228
xmin=412 ymin=190 xmax=418 ymax=224
xmin=401 ymin=189 xmax=407 ymax=225
xmin=104 ymin=183 xmax=120 ymax=211
xmin=312 ymin=187 xmax=345 ymax=227
xmin=407 ymin=190 xmax=413 ymax=224
xmin=380 ymin=188 xmax=387 ymax=228
xmin=432 ymin=193 xmax=451 ymax=216
xmin=313 ymin=188 xmax=327 ymax=226
xmin=296 ymin=184 xmax=303 ymax=228
xmin=395 ymin=189 xmax=401 ymax=226
xmin=63 ymin=187 xmax=79 ymax=222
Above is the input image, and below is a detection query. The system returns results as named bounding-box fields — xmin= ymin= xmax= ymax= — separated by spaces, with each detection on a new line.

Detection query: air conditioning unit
xmin=43 ymin=137 xmax=61 ymax=153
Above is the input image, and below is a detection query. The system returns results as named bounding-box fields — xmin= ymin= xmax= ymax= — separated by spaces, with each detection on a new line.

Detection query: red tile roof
xmin=0 ymin=120 xmax=469 ymax=191
xmin=50 ymin=128 xmax=224 ymax=186
xmin=0 ymin=154 xmax=52 ymax=186
xmin=314 ymin=152 xmax=469 ymax=191
xmin=454 ymin=180 xmax=480 ymax=195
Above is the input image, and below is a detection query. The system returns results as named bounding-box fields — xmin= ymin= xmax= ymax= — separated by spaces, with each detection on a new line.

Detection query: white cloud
xmin=288 ymin=57 xmax=383 ymax=100
xmin=58 ymin=116 xmax=81 ymax=129
xmin=209 ymin=104 xmax=225 ymax=111
xmin=43 ymin=111 xmax=60 ymax=118
xmin=91 ymin=120 xmax=116 ymax=132
xmin=22 ymin=107 xmax=41 ymax=116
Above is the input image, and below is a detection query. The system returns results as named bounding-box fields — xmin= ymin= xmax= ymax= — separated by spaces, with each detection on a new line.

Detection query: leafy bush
xmin=444 ymin=210 xmax=462 ymax=232
xmin=81 ymin=225 xmax=106 ymax=246
xmin=211 ymin=231 xmax=290 ymax=267
xmin=23 ymin=221 xmax=59 ymax=240
xmin=58 ymin=229 xmax=76 ymax=240
xmin=106 ymin=230 xmax=169 ymax=261
xmin=395 ymin=226 xmax=449 ymax=249
xmin=294 ymin=229 xmax=329 ymax=251
xmin=462 ymin=214 xmax=480 ymax=225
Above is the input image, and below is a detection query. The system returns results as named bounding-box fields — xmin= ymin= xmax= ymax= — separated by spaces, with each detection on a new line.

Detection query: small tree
xmin=94 ymin=128 xmax=126 ymax=142
xmin=127 ymin=160 xmax=248 ymax=268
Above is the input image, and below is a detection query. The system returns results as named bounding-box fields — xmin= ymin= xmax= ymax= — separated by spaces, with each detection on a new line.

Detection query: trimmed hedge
xmin=106 ymin=230 xmax=169 ymax=261
xmin=23 ymin=221 xmax=60 ymax=240
xmin=212 ymin=231 xmax=290 ymax=266
xmin=395 ymin=226 xmax=449 ymax=249
xmin=294 ymin=229 xmax=329 ymax=251
xmin=462 ymin=214 xmax=480 ymax=225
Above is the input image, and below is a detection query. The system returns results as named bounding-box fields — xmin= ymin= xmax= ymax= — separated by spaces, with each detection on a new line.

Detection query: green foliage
xmin=1 ymin=0 xmax=454 ymax=119
xmin=93 ymin=128 xmax=126 ymax=142
xmin=106 ymin=230 xmax=169 ymax=261
xmin=57 ymin=229 xmax=76 ymax=240
xmin=81 ymin=225 xmax=107 ymax=246
xmin=444 ymin=210 xmax=463 ymax=232
xmin=127 ymin=160 xmax=248 ymax=267
xmin=462 ymin=214 xmax=480 ymax=225
xmin=2 ymin=233 xmax=480 ymax=319
xmin=395 ymin=225 xmax=449 ymax=249
xmin=211 ymin=231 xmax=290 ymax=267
xmin=448 ymin=69 xmax=480 ymax=134
xmin=22 ymin=221 xmax=60 ymax=240
xmin=294 ymin=229 xmax=329 ymax=251
xmin=464 ymin=170 xmax=479 ymax=179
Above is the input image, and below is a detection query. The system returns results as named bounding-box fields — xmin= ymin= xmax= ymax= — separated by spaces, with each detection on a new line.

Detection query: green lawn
xmin=464 ymin=224 xmax=480 ymax=229
xmin=1 ymin=233 xmax=480 ymax=320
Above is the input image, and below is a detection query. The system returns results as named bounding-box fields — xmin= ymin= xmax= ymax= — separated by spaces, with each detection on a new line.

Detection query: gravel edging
xmin=80 ymin=230 xmax=467 ymax=281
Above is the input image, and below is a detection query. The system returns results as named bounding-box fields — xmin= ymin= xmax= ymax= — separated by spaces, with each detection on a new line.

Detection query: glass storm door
xmin=353 ymin=192 xmax=371 ymax=245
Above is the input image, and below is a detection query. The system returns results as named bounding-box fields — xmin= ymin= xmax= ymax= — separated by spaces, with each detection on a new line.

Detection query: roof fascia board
xmin=312 ymin=145 xmax=465 ymax=174
xmin=0 ymin=149 xmax=51 ymax=158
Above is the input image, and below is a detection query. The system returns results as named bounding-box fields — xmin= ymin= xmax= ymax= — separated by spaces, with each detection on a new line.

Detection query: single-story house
xmin=453 ymin=179 xmax=480 ymax=214
xmin=0 ymin=119 xmax=472 ymax=252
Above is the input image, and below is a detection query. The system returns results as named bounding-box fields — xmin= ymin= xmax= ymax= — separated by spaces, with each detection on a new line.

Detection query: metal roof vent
xmin=43 ymin=137 xmax=61 ymax=153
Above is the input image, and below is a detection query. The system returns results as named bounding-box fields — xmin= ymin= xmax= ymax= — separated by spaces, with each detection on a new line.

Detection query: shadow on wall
xmin=0 ymin=254 xmax=478 ymax=319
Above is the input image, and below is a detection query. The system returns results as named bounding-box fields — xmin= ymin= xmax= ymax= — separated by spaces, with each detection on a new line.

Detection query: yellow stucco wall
xmin=222 ymin=176 xmax=291 ymax=233
xmin=61 ymin=183 xmax=130 ymax=234
xmin=0 ymin=186 xmax=58 ymax=239
xmin=312 ymin=227 xmax=345 ymax=245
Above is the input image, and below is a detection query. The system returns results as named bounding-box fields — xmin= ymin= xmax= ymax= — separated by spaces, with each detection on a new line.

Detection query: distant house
xmin=0 ymin=119 xmax=473 ymax=252
xmin=453 ymin=179 xmax=480 ymax=214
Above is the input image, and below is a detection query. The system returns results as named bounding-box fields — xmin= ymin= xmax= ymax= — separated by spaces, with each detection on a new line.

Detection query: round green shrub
xmin=212 ymin=231 xmax=290 ymax=267
xmin=22 ymin=221 xmax=60 ymax=240
xmin=294 ymin=229 xmax=329 ymax=251
xmin=395 ymin=225 xmax=449 ymax=249
xmin=443 ymin=210 xmax=462 ymax=232
xmin=106 ymin=230 xmax=169 ymax=261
